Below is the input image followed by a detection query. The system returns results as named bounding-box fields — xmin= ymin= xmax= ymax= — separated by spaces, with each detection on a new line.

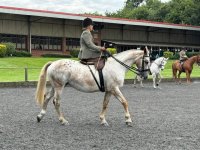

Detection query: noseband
xmin=141 ymin=55 xmax=150 ymax=72
xmin=153 ymin=58 xmax=165 ymax=68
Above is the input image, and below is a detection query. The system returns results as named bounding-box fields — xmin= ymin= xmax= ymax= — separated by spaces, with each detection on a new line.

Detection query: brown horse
xmin=172 ymin=55 xmax=200 ymax=83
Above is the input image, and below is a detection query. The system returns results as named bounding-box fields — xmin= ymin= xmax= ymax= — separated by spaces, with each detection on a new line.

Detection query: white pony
xmin=35 ymin=49 xmax=150 ymax=126
xmin=134 ymin=57 xmax=168 ymax=88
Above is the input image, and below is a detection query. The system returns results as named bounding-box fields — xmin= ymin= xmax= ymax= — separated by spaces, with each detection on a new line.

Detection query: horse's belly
xmin=69 ymin=81 xmax=99 ymax=93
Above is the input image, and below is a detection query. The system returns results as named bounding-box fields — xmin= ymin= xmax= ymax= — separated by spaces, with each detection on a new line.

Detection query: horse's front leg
xmin=156 ymin=73 xmax=162 ymax=89
xmin=37 ymin=87 xmax=54 ymax=122
xmin=186 ymin=71 xmax=191 ymax=84
xmin=53 ymin=86 xmax=69 ymax=125
xmin=152 ymin=73 xmax=157 ymax=88
xmin=133 ymin=75 xmax=137 ymax=87
xmin=99 ymin=92 xmax=112 ymax=126
xmin=112 ymin=87 xmax=132 ymax=126
xmin=140 ymin=79 xmax=144 ymax=88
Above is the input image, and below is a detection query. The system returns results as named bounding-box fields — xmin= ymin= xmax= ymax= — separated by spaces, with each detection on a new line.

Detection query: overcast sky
xmin=1 ymin=0 xmax=170 ymax=15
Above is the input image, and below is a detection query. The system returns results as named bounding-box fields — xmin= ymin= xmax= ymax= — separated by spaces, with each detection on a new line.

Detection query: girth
xmin=80 ymin=57 xmax=105 ymax=92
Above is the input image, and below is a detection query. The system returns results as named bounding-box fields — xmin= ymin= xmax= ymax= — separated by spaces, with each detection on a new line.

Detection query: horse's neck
xmin=111 ymin=50 xmax=142 ymax=71
xmin=188 ymin=56 xmax=197 ymax=66
xmin=115 ymin=51 xmax=136 ymax=65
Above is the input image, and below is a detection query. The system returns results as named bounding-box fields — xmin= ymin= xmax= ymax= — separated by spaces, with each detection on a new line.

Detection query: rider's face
xmin=87 ymin=25 xmax=93 ymax=31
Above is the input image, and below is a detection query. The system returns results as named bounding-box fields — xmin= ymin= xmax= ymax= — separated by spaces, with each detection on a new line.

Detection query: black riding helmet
xmin=82 ymin=18 xmax=93 ymax=28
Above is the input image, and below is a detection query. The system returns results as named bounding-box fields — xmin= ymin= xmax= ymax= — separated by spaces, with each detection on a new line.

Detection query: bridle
xmin=153 ymin=57 xmax=165 ymax=69
xmin=104 ymin=51 xmax=150 ymax=76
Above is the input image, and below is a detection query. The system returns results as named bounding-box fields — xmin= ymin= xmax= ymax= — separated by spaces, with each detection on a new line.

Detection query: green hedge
xmin=168 ymin=52 xmax=200 ymax=60
xmin=41 ymin=54 xmax=71 ymax=58
xmin=1 ymin=42 xmax=15 ymax=56
xmin=0 ymin=44 xmax=7 ymax=57
xmin=107 ymin=48 xmax=117 ymax=55
xmin=70 ymin=49 xmax=80 ymax=58
xmin=163 ymin=51 xmax=173 ymax=58
xmin=12 ymin=50 xmax=32 ymax=57
xmin=186 ymin=52 xmax=200 ymax=57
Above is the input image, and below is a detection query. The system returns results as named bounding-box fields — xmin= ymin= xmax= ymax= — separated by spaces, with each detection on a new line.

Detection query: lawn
xmin=0 ymin=57 xmax=200 ymax=82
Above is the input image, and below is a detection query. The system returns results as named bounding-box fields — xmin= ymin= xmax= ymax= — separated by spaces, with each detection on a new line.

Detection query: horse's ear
xmin=144 ymin=47 xmax=147 ymax=55
xmin=166 ymin=57 xmax=169 ymax=60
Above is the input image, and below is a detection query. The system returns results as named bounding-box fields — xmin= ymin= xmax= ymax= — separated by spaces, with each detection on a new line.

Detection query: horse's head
xmin=159 ymin=57 xmax=168 ymax=70
xmin=140 ymin=46 xmax=151 ymax=79
xmin=196 ymin=55 xmax=200 ymax=66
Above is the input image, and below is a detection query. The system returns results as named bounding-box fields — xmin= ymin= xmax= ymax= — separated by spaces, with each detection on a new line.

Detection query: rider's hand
xmin=100 ymin=47 xmax=106 ymax=51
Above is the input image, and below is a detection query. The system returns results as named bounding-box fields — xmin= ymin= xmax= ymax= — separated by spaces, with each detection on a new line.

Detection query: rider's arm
xmin=82 ymin=31 xmax=101 ymax=52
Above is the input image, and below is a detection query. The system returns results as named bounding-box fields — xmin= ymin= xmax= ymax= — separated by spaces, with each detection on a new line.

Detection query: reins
xmin=105 ymin=51 xmax=149 ymax=75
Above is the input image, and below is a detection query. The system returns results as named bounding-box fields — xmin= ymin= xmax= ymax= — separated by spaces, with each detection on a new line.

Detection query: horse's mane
xmin=111 ymin=49 xmax=143 ymax=60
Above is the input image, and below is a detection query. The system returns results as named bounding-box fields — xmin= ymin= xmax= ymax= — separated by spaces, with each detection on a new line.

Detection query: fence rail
xmin=0 ymin=67 xmax=200 ymax=82
xmin=0 ymin=67 xmax=41 ymax=82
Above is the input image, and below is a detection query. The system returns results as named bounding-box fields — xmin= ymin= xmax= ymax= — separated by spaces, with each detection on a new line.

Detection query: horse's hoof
xmin=37 ymin=116 xmax=41 ymax=123
xmin=126 ymin=122 xmax=133 ymax=127
xmin=59 ymin=117 xmax=69 ymax=125
xmin=101 ymin=122 xmax=109 ymax=127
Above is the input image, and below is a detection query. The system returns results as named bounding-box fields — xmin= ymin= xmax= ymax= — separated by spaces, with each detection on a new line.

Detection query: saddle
xmin=80 ymin=57 xmax=105 ymax=70
xmin=80 ymin=57 xmax=106 ymax=92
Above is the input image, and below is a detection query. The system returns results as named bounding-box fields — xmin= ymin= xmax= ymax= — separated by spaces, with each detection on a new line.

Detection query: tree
xmin=105 ymin=0 xmax=200 ymax=26
xmin=126 ymin=0 xmax=145 ymax=8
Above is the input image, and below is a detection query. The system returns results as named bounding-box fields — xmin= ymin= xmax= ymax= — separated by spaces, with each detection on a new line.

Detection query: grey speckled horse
xmin=35 ymin=49 xmax=149 ymax=126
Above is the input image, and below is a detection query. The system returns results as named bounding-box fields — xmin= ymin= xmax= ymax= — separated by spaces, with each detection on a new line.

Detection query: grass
xmin=0 ymin=57 xmax=200 ymax=82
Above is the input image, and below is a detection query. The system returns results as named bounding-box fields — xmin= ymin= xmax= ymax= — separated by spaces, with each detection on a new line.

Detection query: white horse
xmin=134 ymin=57 xmax=168 ymax=88
xmin=35 ymin=49 xmax=150 ymax=126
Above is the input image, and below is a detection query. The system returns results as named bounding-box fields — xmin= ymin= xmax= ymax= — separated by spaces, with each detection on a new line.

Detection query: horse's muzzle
xmin=144 ymin=76 xmax=148 ymax=80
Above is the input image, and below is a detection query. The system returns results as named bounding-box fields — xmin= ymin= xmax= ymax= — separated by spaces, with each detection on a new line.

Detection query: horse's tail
xmin=172 ymin=61 xmax=176 ymax=78
xmin=35 ymin=62 xmax=52 ymax=106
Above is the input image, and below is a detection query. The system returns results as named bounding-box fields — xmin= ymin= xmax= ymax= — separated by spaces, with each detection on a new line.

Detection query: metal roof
xmin=102 ymin=40 xmax=200 ymax=49
xmin=0 ymin=6 xmax=200 ymax=31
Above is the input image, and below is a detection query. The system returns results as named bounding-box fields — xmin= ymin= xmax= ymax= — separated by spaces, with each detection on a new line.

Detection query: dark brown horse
xmin=172 ymin=55 xmax=200 ymax=83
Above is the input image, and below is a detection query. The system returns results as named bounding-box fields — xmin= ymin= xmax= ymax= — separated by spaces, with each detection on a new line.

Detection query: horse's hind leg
xmin=178 ymin=71 xmax=182 ymax=84
xmin=37 ymin=87 xmax=54 ymax=122
xmin=112 ymin=87 xmax=132 ymax=126
xmin=99 ymin=92 xmax=112 ymax=126
xmin=53 ymin=86 xmax=68 ymax=125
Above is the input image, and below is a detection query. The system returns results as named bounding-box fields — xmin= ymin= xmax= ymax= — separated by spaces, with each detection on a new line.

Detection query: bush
xmin=70 ymin=49 xmax=80 ymax=58
xmin=0 ymin=44 xmax=7 ymax=57
xmin=186 ymin=52 xmax=200 ymax=58
xmin=13 ymin=50 xmax=32 ymax=57
xmin=41 ymin=54 xmax=71 ymax=58
xmin=169 ymin=53 xmax=179 ymax=60
xmin=163 ymin=51 xmax=173 ymax=58
xmin=107 ymin=48 xmax=117 ymax=55
xmin=1 ymin=42 xmax=15 ymax=56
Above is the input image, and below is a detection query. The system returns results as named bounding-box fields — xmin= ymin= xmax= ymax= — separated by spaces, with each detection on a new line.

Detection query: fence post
xmin=25 ymin=67 xmax=28 ymax=82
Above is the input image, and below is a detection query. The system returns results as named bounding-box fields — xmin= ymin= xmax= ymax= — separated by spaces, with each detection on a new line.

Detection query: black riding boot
xmin=98 ymin=69 xmax=105 ymax=92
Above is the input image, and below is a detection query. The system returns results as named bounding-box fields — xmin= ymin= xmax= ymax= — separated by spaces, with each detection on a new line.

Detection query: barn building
xmin=0 ymin=6 xmax=200 ymax=56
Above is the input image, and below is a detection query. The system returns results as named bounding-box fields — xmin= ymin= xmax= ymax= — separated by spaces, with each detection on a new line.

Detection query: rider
xmin=179 ymin=48 xmax=188 ymax=65
xmin=78 ymin=17 xmax=106 ymax=60
xmin=78 ymin=17 xmax=106 ymax=92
